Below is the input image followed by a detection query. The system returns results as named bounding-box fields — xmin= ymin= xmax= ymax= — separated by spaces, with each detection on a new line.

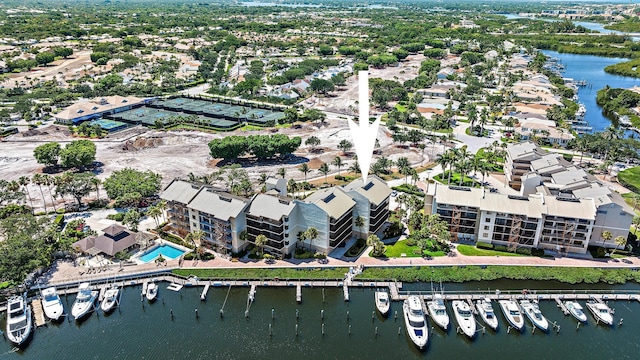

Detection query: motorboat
xmin=452 ymin=300 xmax=476 ymax=338
xmin=375 ymin=291 xmax=390 ymax=317
xmin=403 ymin=296 xmax=429 ymax=350
xmin=426 ymin=293 xmax=449 ymax=330
xmin=71 ymin=283 xmax=97 ymax=320
xmin=475 ymin=298 xmax=499 ymax=331
xmin=41 ymin=287 xmax=64 ymax=321
xmin=520 ymin=299 xmax=549 ymax=332
xmin=564 ymin=301 xmax=588 ymax=323
xmin=499 ymin=299 xmax=524 ymax=331
xmin=146 ymin=282 xmax=158 ymax=302
xmin=585 ymin=300 xmax=613 ymax=326
xmin=100 ymin=285 xmax=120 ymax=313
xmin=5 ymin=295 xmax=32 ymax=346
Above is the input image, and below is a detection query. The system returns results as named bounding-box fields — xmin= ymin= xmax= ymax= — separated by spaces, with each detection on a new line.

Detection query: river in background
xmin=542 ymin=50 xmax=640 ymax=134
xmin=2 ymin=280 xmax=640 ymax=359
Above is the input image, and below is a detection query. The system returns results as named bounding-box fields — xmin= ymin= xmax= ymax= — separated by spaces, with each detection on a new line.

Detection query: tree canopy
xmin=208 ymin=134 xmax=301 ymax=160
xmin=59 ymin=139 xmax=97 ymax=169
xmin=103 ymin=168 xmax=162 ymax=200
xmin=33 ymin=142 xmax=61 ymax=167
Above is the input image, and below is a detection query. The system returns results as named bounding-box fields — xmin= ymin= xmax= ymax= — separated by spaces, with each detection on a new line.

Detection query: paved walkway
xmin=43 ymin=245 xmax=640 ymax=286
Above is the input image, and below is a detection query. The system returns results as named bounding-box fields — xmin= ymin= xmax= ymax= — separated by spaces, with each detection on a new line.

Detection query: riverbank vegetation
xmin=604 ymin=58 xmax=640 ymax=78
xmin=172 ymin=265 xmax=640 ymax=285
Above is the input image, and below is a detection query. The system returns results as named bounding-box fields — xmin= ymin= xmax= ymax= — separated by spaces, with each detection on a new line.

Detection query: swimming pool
xmin=139 ymin=244 xmax=188 ymax=263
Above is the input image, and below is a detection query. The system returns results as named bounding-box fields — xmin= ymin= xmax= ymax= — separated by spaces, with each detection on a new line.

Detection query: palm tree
xmin=574 ymin=136 xmax=588 ymax=166
xmin=18 ymin=176 xmax=34 ymax=212
xmin=255 ymin=234 xmax=268 ymax=257
xmin=277 ymin=167 xmax=286 ymax=179
xmin=355 ymin=216 xmax=365 ymax=237
xmin=611 ymin=235 xmax=627 ymax=256
xmin=298 ymin=163 xmax=310 ymax=182
xmin=158 ymin=199 xmax=168 ymax=224
xmin=304 ymin=227 xmax=318 ymax=251
xmin=396 ymin=157 xmax=411 ymax=184
xmin=91 ymin=177 xmax=101 ymax=202
xmin=602 ymin=230 xmax=613 ymax=246
xmin=185 ymin=229 xmax=206 ymax=258
xmin=32 ymin=173 xmax=48 ymax=214
xmin=332 ymin=156 xmax=343 ymax=175
xmin=147 ymin=205 xmax=162 ymax=228
xmin=318 ymin=162 xmax=330 ymax=183
xmin=42 ymin=174 xmax=56 ymax=212
xmin=348 ymin=161 xmax=361 ymax=174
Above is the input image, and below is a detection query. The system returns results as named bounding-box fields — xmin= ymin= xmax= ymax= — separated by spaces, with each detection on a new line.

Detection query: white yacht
xmin=5 ymin=295 xmax=32 ymax=346
xmin=403 ymin=296 xmax=429 ymax=350
xmin=475 ymin=298 xmax=499 ymax=331
xmin=375 ymin=291 xmax=390 ymax=317
xmin=520 ymin=299 xmax=549 ymax=332
xmin=426 ymin=293 xmax=450 ymax=330
xmin=146 ymin=282 xmax=158 ymax=302
xmin=585 ymin=300 xmax=613 ymax=326
xmin=100 ymin=285 xmax=120 ymax=313
xmin=499 ymin=299 xmax=524 ymax=331
xmin=41 ymin=287 xmax=64 ymax=321
xmin=564 ymin=301 xmax=588 ymax=323
xmin=71 ymin=283 xmax=97 ymax=320
xmin=452 ymin=300 xmax=476 ymax=338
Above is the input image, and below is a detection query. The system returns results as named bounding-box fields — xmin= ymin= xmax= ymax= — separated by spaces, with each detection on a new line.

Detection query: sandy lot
xmin=1 ymin=116 xmax=435 ymax=212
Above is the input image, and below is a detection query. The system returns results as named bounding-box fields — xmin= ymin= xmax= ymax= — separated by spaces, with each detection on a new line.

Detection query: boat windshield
xmin=459 ymin=309 xmax=471 ymax=317
xmin=599 ymin=308 xmax=609 ymax=314
xmin=409 ymin=319 xmax=425 ymax=327
xmin=486 ymin=312 xmax=494 ymax=319
xmin=509 ymin=310 xmax=519 ymax=316
xmin=435 ymin=309 xmax=446 ymax=315
xmin=9 ymin=319 xmax=28 ymax=331
xmin=44 ymin=293 xmax=58 ymax=302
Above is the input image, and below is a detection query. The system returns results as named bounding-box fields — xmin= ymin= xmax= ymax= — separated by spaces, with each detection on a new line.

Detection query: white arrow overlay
xmin=348 ymin=70 xmax=380 ymax=185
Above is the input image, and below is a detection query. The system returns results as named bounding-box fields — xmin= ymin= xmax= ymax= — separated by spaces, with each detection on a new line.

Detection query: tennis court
xmin=88 ymin=119 xmax=128 ymax=132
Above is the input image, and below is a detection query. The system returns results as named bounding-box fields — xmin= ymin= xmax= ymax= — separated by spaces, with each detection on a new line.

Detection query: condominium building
xmin=426 ymin=141 xmax=633 ymax=254
xmin=160 ymin=175 xmax=391 ymax=256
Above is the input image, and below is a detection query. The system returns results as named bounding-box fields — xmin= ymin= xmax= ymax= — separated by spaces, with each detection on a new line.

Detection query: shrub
xmin=494 ymin=244 xmax=508 ymax=252
xmin=405 ymin=237 xmax=417 ymax=246
xmin=531 ymin=248 xmax=545 ymax=257
xmin=596 ymin=246 xmax=607 ymax=258
xmin=202 ymin=252 xmax=215 ymax=260
xmin=562 ymin=153 xmax=574 ymax=162
xmin=516 ymin=247 xmax=532 ymax=255
xmin=54 ymin=214 xmax=64 ymax=229
xmin=183 ymin=253 xmax=197 ymax=260
xmin=476 ymin=242 xmax=494 ymax=250
xmin=107 ymin=213 xmax=125 ymax=221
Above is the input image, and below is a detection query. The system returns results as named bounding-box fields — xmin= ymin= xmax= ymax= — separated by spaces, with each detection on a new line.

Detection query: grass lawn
xmin=383 ymin=240 xmax=446 ymax=258
xmin=456 ymin=244 xmax=524 ymax=257
xmin=621 ymin=192 xmax=640 ymax=214
xmin=434 ymin=171 xmax=478 ymax=187
xmin=618 ymin=166 xmax=640 ymax=192
xmin=173 ymin=267 xmax=349 ymax=280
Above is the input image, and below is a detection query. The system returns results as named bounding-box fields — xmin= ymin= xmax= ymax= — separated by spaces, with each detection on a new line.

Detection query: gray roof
xmin=343 ymin=175 xmax=391 ymax=206
xmin=246 ymin=193 xmax=295 ymax=220
xmin=304 ymin=187 xmax=355 ymax=220
xmin=72 ymin=229 xmax=152 ymax=257
xmin=189 ymin=187 xmax=249 ymax=221
xmin=160 ymin=179 xmax=202 ymax=204
xmin=506 ymin=141 xmax=541 ymax=162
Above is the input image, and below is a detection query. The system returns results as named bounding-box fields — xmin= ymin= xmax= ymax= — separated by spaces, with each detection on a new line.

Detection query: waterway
xmin=542 ymin=50 xmax=640 ymax=133
xmin=2 ymin=280 xmax=640 ymax=359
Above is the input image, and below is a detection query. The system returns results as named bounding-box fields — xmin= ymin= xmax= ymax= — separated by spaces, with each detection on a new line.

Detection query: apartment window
xmin=482 ymin=233 xmax=488 ymax=238
xmin=483 ymin=226 xmax=489 ymax=230
xmin=485 ymin=218 xmax=490 ymax=222
xmin=192 ymin=215 xmax=196 ymax=219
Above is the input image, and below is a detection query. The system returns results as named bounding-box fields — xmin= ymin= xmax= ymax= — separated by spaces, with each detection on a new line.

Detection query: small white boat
xmin=564 ymin=301 xmax=588 ymax=323
xmin=403 ymin=296 xmax=429 ymax=350
xmin=375 ymin=291 xmax=390 ymax=317
xmin=427 ymin=293 xmax=449 ymax=330
xmin=452 ymin=300 xmax=476 ymax=338
xmin=100 ymin=286 xmax=120 ymax=313
xmin=520 ymin=299 xmax=549 ymax=332
xmin=585 ymin=300 xmax=613 ymax=326
xmin=146 ymin=282 xmax=158 ymax=302
xmin=475 ymin=298 xmax=499 ymax=331
xmin=5 ymin=295 xmax=32 ymax=346
xmin=41 ymin=287 xmax=64 ymax=321
xmin=71 ymin=283 xmax=97 ymax=320
xmin=499 ymin=299 xmax=524 ymax=331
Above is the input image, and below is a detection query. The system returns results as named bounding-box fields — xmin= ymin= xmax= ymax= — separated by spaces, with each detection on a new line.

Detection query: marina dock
xmin=200 ymin=283 xmax=210 ymax=301
xmin=296 ymin=283 xmax=302 ymax=303
xmin=31 ymin=299 xmax=46 ymax=327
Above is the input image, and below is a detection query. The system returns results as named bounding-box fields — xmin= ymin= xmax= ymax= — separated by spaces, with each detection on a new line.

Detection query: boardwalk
xmin=31 ymin=299 xmax=46 ymax=327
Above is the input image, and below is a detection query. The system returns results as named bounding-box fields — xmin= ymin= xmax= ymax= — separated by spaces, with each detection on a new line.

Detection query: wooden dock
xmin=31 ymin=299 xmax=46 ymax=327
xmin=200 ymin=283 xmax=210 ymax=301
xmin=555 ymin=297 xmax=569 ymax=315
xmin=343 ymin=284 xmax=350 ymax=302
xmin=466 ymin=298 xmax=478 ymax=315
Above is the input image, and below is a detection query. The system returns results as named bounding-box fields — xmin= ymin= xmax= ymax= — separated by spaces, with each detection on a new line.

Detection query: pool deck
xmin=132 ymin=240 xmax=191 ymax=265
